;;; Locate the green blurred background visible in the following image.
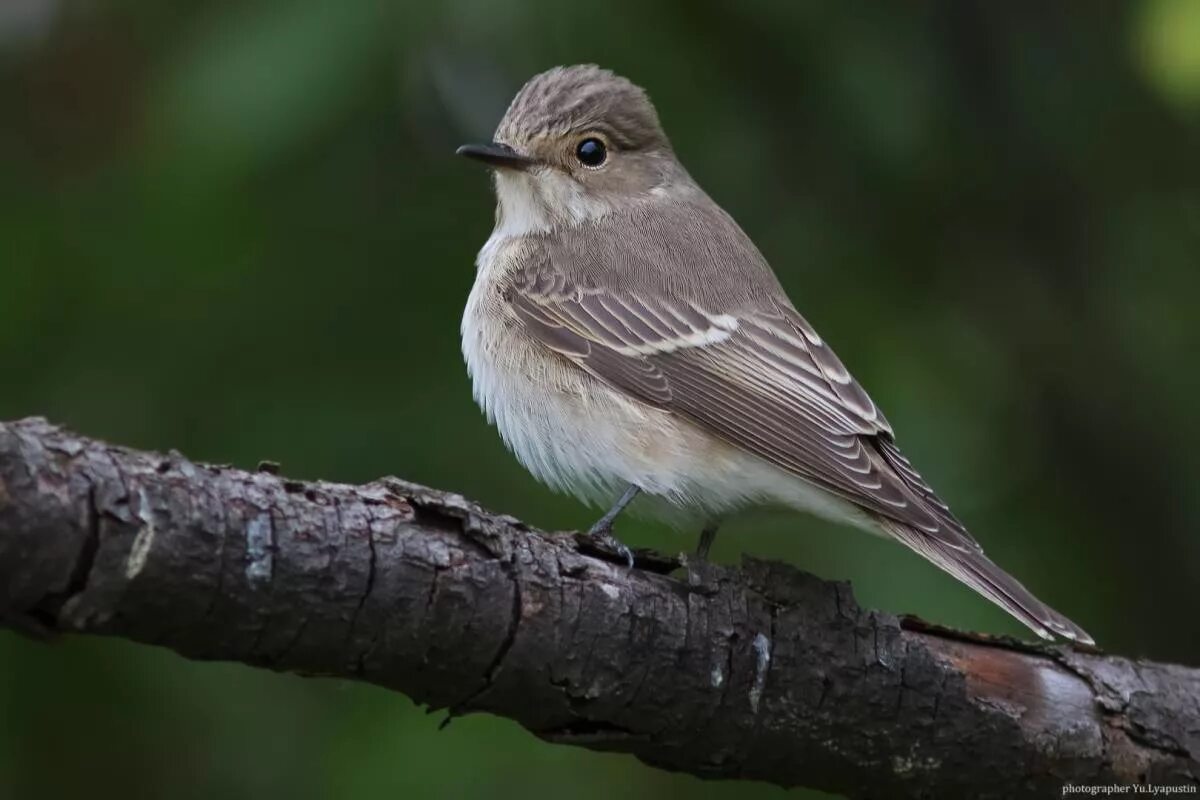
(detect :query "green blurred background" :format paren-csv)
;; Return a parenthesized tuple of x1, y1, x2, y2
(2, 1, 1199, 798)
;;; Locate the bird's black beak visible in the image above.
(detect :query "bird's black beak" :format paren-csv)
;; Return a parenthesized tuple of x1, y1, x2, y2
(455, 142, 537, 171)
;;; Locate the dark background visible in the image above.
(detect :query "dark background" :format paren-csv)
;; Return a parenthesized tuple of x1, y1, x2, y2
(2, 2, 1198, 798)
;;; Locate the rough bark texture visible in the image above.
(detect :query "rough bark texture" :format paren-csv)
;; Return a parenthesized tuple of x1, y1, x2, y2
(0, 417, 1196, 798)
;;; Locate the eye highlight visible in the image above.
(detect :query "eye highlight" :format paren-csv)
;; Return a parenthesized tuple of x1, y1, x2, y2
(575, 137, 607, 167)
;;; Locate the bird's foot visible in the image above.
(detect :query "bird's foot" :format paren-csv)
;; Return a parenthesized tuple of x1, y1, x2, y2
(682, 555, 721, 596)
(586, 522, 635, 570)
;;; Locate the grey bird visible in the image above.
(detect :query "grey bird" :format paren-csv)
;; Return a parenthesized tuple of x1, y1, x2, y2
(457, 64, 1092, 644)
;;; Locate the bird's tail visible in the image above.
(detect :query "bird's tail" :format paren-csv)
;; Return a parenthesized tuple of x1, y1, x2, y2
(880, 520, 1094, 645)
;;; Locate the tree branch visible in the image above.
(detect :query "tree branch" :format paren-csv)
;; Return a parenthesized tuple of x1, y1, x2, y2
(0, 417, 1196, 797)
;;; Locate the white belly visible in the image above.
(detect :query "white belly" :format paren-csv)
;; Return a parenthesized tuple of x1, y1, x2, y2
(461, 243, 872, 531)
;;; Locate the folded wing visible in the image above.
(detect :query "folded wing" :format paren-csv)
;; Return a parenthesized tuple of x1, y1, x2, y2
(507, 262, 980, 553)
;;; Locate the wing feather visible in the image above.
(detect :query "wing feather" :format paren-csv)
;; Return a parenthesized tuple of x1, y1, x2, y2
(508, 263, 976, 550)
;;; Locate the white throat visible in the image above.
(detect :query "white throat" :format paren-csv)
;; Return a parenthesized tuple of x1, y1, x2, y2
(492, 169, 614, 238)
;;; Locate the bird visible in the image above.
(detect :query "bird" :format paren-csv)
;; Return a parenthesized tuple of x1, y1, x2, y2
(456, 64, 1092, 644)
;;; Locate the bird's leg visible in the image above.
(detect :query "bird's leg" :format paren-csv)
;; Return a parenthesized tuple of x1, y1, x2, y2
(687, 519, 722, 595)
(588, 484, 640, 534)
(695, 521, 720, 561)
(587, 484, 640, 569)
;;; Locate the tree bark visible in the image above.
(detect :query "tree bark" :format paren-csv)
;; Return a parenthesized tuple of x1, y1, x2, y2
(0, 417, 1196, 798)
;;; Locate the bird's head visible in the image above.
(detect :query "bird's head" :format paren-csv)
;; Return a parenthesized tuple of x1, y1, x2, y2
(457, 64, 685, 234)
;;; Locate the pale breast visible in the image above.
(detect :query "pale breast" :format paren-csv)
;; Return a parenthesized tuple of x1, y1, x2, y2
(462, 235, 738, 513)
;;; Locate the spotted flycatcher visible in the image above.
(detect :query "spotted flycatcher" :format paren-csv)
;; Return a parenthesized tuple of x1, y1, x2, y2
(458, 64, 1091, 643)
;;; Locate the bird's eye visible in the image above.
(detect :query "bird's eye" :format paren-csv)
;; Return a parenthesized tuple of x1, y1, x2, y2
(575, 137, 607, 167)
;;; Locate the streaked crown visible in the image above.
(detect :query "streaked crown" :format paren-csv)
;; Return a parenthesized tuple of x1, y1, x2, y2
(495, 65, 670, 152)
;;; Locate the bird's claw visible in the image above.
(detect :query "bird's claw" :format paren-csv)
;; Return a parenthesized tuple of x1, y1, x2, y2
(616, 542, 635, 571)
(587, 525, 635, 570)
(683, 556, 721, 596)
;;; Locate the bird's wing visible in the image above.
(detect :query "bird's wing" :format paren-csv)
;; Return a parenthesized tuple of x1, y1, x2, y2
(506, 260, 979, 551)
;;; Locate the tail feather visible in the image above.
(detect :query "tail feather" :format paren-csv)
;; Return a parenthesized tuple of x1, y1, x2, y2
(881, 520, 1094, 645)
